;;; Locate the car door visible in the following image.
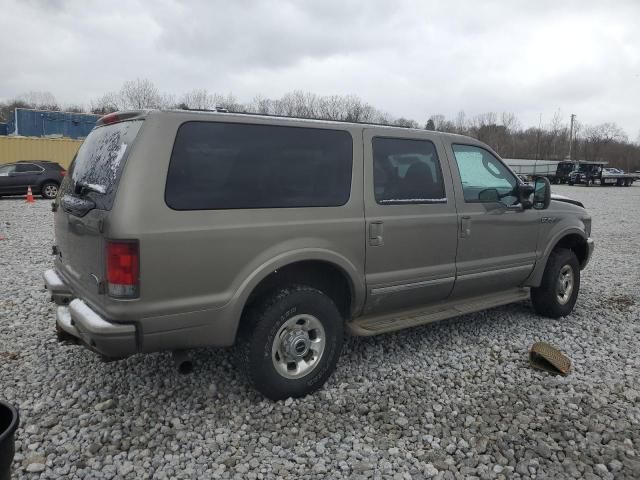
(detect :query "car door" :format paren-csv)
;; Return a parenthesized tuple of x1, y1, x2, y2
(363, 129, 458, 315)
(447, 142, 540, 298)
(12, 163, 44, 194)
(0, 164, 18, 194)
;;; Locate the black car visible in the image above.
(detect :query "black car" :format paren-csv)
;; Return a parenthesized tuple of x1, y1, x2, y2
(0, 161, 66, 199)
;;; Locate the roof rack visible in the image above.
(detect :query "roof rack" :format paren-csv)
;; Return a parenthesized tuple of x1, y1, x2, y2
(172, 107, 427, 131)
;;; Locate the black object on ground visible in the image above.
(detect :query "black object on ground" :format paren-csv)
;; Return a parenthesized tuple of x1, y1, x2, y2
(0, 400, 19, 480)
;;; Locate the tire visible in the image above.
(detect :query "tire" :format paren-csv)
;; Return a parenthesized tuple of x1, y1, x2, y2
(531, 248, 580, 319)
(239, 286, 344, 400)
(568, 182, 574, 186)
(40, 182, 59, 199)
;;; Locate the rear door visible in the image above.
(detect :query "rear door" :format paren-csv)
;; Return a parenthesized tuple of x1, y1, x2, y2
(54, 120, 143, 305)
(447, 143, 539, 298)
(363, 129, 458, 315)
(14, 163, 45, 193)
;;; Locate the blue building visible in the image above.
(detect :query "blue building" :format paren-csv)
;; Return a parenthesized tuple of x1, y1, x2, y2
(4, 108, 101, 139)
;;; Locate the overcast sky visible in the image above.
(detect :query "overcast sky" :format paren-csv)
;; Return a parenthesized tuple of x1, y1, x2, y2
(1, 0, 639, 138)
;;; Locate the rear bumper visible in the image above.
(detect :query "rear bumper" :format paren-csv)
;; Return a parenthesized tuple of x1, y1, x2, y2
(44, 267, 239, 356)
(44, 269, 137, 358)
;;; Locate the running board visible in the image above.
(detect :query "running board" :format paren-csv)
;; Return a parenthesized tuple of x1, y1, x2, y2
(348, 288, 530, 336)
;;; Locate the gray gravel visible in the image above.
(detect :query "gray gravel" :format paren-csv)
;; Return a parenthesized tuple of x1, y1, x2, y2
(1, 184, 639, 479)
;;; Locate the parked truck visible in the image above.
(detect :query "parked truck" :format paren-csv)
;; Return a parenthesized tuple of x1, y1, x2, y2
(568, 162, 635, 187)
(505, 159, 576, 184)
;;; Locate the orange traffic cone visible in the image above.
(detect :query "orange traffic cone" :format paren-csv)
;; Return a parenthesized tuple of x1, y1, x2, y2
(26, 186, 35, 203)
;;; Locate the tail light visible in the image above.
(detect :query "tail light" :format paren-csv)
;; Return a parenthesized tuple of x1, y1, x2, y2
(106, 240, 139, 298)
(60, 170, 67, 176)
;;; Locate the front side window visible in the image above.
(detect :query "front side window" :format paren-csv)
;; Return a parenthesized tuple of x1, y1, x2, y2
(165, 122, 353, 210)
(373, 137, 446, 204)
(0, 164, 17, 176)
(452, 144, 518, 205)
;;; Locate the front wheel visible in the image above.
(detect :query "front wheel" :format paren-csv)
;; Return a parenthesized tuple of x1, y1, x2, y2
(40, 182, 59, 199)
(239, 286, 344, 400)
(531, 248, 580, 318)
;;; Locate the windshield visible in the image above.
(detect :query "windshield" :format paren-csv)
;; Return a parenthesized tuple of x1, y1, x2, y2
(60, 120, 143, 209)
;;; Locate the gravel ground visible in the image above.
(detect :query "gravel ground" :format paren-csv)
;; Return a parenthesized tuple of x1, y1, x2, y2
(1, 185, 639, 480)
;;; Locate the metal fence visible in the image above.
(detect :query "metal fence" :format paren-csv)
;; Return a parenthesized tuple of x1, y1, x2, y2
(0, 136, 82, 168)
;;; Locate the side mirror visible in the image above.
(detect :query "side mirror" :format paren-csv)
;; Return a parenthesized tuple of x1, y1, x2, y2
(518, 182, 534, 209)
(533, 176, 551, 210)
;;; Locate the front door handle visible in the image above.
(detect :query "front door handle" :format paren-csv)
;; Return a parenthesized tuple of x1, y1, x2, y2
(460, 216, 471, 238)
(369, 221, 384, 246)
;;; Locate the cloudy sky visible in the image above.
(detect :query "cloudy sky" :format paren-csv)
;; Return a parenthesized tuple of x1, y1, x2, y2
(1, 0, 639, 137)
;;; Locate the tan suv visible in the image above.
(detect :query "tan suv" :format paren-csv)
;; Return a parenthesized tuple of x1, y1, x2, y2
(44, 110, 594, 399)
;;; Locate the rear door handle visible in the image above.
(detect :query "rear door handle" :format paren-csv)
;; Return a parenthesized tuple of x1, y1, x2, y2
(369, 221, 384, 246)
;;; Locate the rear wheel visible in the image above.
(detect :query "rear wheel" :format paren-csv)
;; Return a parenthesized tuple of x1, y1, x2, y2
(239, 286, 344, 400)
(531, 248, 580, 319)
(40, 182, 59, 199)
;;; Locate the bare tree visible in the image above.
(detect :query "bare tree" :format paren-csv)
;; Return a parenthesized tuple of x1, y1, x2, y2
(120, 78, 162, 109)
(180, 89, 215, 110)
(18, 91, 59, 110)
(64, 104, 86, 114)
(90, 92, 121, 114)
(455, 111, 468, 134)
(581, 122, 627, 161)
(393, 117, 419, 128)
(429, 114, 446, 131)
(247, 95, 273, 114)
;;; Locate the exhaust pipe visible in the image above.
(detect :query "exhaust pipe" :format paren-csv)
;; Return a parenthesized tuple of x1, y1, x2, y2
(172, 350, 193, 374)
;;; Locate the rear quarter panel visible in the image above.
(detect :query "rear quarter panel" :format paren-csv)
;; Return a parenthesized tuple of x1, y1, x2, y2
(105, 112, 366, 341)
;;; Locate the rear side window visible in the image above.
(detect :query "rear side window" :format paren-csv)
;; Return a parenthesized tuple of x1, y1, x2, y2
(373, 137, 446, 204)
(15, 163, 43, 173)
(165, 122, 353, 210)
(62, 120, 143, 209)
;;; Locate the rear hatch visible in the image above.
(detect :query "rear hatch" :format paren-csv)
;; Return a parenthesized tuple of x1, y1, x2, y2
(54, 117, 143, 309)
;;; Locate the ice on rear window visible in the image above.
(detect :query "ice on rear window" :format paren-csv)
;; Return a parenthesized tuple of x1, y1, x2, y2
(68, 121, 142, 205)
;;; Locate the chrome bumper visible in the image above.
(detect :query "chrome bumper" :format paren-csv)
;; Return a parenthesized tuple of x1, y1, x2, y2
(583, 238, 595, 269)
(44, 269, 137, 358)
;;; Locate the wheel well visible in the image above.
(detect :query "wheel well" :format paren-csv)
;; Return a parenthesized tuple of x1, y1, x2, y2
(39, 179, 59, 189)
(241, 260, 354, 323)
(553, 234, 588, 267)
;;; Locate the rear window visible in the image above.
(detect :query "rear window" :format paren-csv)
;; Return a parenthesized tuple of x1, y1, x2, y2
(165, 122, 353, 210)
(61, 120, 143, 209)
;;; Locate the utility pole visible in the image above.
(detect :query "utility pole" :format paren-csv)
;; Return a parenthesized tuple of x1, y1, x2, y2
(535, 113, 542, 160)
(568, 114, 576, 160)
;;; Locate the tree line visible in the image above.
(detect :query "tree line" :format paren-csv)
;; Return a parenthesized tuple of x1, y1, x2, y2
(1, 79, 639, 171)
